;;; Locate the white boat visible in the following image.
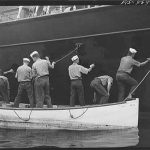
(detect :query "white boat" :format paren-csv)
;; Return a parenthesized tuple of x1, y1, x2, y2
(0, 98, 139, 130)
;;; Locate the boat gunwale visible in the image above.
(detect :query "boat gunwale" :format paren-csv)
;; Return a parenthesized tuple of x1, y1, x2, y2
(0, 98, 138, 111)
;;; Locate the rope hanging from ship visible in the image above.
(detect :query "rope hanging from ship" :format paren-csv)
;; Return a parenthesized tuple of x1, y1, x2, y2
(13, 42, 83, 122)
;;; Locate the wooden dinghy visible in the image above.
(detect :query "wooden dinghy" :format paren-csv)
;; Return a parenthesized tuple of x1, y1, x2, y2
(0, 98, 139, 130)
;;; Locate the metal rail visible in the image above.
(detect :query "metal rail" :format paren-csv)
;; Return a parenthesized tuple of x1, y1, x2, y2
(0, 27, 149, 48)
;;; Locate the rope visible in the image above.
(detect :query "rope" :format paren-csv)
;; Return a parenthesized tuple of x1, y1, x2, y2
(123, 70, 150, 101)
(55, 43, 82, 63)
(69, 107, 89, 119)
(14, 109, 33, 122)
(13, 43, 82, 122)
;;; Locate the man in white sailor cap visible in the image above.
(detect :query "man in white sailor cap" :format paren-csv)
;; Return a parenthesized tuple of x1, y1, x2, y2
(68, 55, 95, 106)
(14, 58, 34, 108)
(116, 47, 150, 102)
(30, 51, 55, 108)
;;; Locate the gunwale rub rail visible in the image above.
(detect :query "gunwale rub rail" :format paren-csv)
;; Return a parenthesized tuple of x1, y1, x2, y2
(0, 98, 137, 111)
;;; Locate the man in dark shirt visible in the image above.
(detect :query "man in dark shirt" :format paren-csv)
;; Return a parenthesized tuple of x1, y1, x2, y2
(0, 69, 10, 103)
(116, 48, 150, 102)
(4, 63, 19, 102)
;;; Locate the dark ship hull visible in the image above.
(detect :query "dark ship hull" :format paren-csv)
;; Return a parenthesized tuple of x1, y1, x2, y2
(0, 6, 150, 110)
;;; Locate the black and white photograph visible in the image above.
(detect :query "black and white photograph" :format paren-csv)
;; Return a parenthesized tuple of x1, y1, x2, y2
(0, 1, 149, 148)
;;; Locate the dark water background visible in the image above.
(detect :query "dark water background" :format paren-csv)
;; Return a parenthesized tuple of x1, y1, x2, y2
(0, 112, 149, 148)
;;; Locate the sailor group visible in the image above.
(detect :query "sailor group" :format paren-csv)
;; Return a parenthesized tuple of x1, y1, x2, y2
(0, 48, 149, 108)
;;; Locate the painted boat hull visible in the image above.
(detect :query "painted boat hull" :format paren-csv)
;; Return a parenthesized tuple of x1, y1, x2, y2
(0, 98, 139, 130)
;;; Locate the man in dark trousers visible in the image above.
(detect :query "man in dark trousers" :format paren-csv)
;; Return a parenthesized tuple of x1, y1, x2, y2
(13, 58, 34, 108)
(68, 55, 95, 107)
(116, 48, 150, 102)
(90, 75, 113, 104)
(0, 69, 10, 103)
(4, 63, 19, 102)
(30, 51, 55, 108)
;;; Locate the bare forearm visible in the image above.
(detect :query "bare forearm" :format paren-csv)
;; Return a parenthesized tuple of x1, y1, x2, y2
(140, 60, 149, 67)
(88, 64, 95, 72)
(4, 69, 14, 75)
(88, 67, 93, 72)
(46, 57, 55, 69)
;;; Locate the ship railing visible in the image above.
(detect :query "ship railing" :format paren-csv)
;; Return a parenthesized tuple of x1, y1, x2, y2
(0, 5, 110, 23)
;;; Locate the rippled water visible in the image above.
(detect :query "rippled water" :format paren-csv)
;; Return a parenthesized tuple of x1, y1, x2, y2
(0, 112, 149, 148)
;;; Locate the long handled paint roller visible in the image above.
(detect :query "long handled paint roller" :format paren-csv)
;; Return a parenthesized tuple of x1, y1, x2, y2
(124, 69, 150, 101)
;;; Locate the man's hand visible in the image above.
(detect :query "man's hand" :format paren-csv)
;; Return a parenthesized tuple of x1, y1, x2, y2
(52, 62, 56, 65)
(147, 58, 150, 62)
(90, 64, 95, 68)
(4, 69, 14, 75)
(45, 56, 50, 61)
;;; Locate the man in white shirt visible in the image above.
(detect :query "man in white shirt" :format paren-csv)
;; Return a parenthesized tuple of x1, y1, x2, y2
(30, 51, 55, 108)
(90, 75, 113, 104)
(68, 55, 95, 106)
(14, 58, 34, 108)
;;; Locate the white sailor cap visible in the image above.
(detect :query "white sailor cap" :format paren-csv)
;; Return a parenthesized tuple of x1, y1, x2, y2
(129, 48, 137, 54)
(30, 51, 39, 58)
(23, 58, 30, 62)
(71, 55, 79, 61)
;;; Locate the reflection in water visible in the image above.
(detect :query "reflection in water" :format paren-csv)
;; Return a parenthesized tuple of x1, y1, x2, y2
(0, 128, 139, 148)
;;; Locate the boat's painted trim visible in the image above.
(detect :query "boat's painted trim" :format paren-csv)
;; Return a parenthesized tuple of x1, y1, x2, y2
(0, 27, 149, 48)
(0, 98, 136, 111)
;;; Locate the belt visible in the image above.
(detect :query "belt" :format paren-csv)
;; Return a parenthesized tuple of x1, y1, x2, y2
(117, 70, 130, 75)
(20, 81, 31, 83)
(38, 74, 49, 78)
(71, 77, 82, 81)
